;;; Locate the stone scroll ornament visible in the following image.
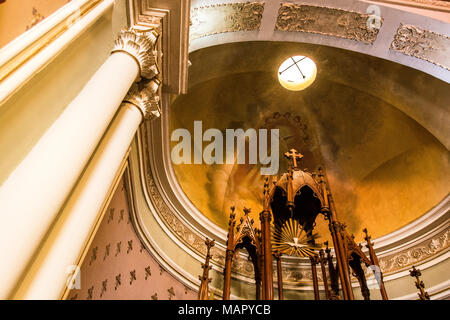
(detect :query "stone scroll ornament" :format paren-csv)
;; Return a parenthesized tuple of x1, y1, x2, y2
(275, 3, 382, 44)
(390, 24, 450, 70)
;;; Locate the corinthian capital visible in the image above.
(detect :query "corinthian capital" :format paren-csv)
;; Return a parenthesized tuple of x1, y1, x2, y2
(123, 79, 161, 120)
(112, 28, 159, 80)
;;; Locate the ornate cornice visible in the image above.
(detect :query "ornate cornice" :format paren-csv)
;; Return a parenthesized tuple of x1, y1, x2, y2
(275, 3, 382, 44)
(190, 2, 265, 41)
(111, 28, 159, 79)
(379, 227, 449, 274)
(390, 24, 450, 70)
(123, 80, 161, 120)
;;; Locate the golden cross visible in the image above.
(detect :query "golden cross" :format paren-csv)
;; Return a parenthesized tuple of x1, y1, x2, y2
(284, 149, 303, 168)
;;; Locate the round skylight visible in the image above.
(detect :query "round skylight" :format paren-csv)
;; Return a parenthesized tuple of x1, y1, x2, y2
(278, 56, 317, 91)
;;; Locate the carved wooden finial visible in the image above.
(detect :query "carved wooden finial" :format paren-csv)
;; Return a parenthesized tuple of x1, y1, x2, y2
(262, 177, 272, 212)
(205, 237, 215, 249)
(317, 166, 325, 181)
(263, 176, 269, 194)
(319, 248, 325, 260)
(198, 237, 216, 300)
(409, 266, 430, 300)
(324, 240, 330, 253)
(228, 207, 236, 229)
(409, 265, 421, 278)
(310, 254, 319, 264)
(363, 228, 372, 242)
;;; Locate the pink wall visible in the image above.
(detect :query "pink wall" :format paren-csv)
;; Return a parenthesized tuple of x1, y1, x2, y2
(67, 176, 198, 300)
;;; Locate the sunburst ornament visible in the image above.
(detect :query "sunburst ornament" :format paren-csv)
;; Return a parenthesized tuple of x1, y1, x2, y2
(272, 218, 319, 257)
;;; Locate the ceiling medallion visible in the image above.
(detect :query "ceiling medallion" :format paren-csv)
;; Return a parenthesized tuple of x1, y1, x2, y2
(278, 56, 317, 91)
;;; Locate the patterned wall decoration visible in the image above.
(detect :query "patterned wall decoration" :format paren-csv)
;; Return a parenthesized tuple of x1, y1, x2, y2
(0, 0, 72, 48)
(189, 2, 265, 41)
(275, 3, 382, 44)
(378, 227, 449, 274)
(66, 177, 197, 300)
(390, 24, 450, 70)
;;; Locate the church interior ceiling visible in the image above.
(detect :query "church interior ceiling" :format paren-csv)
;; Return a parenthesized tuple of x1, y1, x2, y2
(169, 41, 449, 243)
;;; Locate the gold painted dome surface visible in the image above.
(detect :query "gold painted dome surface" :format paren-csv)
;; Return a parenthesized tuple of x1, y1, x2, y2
(169, 42, 450, 243)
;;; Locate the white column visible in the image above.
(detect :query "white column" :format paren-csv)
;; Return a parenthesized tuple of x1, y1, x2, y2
(0, 28, 159, 299)
(13, 81, 161, 300)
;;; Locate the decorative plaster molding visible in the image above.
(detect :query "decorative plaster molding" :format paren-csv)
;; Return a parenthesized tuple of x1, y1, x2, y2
(275, 3, 382, 44)
(123, 79, 161, 120)
(378, 227, 449, 274)
(112, 28, 159, 79)
(390, 24, 450, 70)
(190, 2, 265, 41)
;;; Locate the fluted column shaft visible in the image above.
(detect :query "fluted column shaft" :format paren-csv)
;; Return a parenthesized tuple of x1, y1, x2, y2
(0, 28, 158, 299)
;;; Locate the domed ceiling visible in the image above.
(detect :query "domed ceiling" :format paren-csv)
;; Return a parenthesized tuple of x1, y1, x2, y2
(169, 41, 449, 243)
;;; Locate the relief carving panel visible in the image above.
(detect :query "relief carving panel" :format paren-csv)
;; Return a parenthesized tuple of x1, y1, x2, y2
(190, 2, 265, 41)
(390, 24, 450, 70)
(378, 228, 449, 273)
(275, 3, 382, 44)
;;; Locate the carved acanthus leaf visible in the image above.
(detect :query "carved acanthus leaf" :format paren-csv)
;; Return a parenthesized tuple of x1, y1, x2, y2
(112, 28, 159, 79)
(124, 80, 161, 120)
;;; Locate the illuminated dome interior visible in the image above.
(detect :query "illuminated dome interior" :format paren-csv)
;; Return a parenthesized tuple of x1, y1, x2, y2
(169, 41, 449, 243)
